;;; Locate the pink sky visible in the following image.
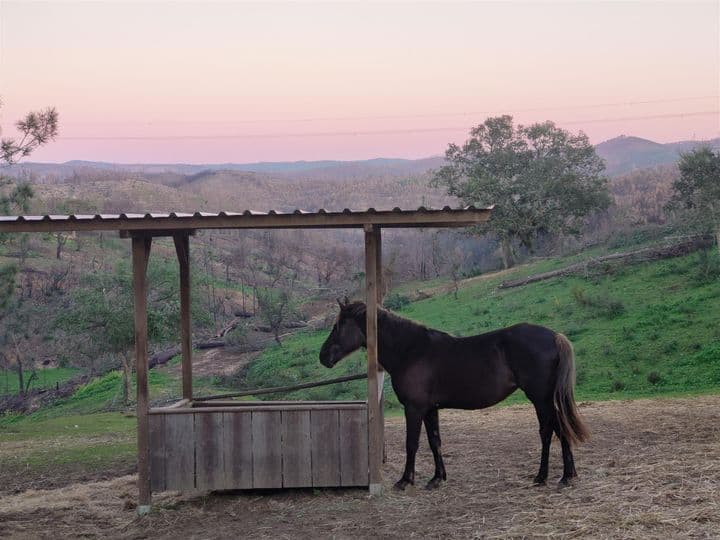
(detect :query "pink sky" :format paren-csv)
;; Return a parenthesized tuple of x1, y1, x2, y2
(1, 1, 718, 163)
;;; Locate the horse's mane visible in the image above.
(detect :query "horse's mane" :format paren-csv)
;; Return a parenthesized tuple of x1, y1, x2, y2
(344, 301, 446, 347)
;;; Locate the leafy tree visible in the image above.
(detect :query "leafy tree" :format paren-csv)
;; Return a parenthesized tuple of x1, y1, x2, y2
(257, 288, 294, 345)
(665, 147, 720, 254)
(432, 116, 610, 267)
(55, 258, 210, 405)
(1, 105, 58, 307)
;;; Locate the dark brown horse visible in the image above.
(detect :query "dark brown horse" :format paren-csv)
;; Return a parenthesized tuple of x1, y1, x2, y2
(319, 300, 588, 490)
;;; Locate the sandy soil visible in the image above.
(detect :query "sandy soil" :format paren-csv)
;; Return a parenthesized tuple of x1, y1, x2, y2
(1, 396, 719, 539)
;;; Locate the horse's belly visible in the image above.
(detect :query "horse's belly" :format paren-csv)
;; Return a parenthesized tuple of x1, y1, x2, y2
(435, 363, 517, 409)
(439, 384, 517, 410)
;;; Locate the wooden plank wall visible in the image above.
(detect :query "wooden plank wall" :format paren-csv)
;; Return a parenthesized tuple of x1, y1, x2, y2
(149, 406, 369, 492)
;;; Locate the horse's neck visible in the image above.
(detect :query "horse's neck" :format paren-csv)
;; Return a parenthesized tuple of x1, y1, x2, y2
(375, 313, 425, 374)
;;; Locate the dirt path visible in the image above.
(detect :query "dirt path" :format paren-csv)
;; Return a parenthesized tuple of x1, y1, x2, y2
(2, 396, 719, 539)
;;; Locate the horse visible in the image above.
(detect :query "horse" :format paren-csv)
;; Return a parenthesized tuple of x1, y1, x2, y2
(319, 299, 588, 491)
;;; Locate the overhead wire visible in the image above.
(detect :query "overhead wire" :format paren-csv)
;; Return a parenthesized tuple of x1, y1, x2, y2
(57, 110, 720, 141)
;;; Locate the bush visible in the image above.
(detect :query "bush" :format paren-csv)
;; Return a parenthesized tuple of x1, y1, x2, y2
(647, 371, 662, 385)
(695, 249, 720, 283)
(384, 293, 411, 311)
(225, 324, 249, 348)
(572, 286, 625, 318)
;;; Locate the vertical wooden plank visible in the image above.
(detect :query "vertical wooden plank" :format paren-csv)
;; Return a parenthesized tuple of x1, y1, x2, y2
(281, 410, 312, 488)
(252, 411, 282, 488)
(164, 413, 196, 491)
(374, 226, 386, 464)
(133, 235, 152, 510)
(375, 227, 383, 305)
(223, 411, 253, 489)
(195, 412, 224, 491)
(364, 224, 382, 492)
(149, 414, 165, 492)
(340, 408, 369, 486)
(173, 232, 193, 401)
(310, 409, 341, 487)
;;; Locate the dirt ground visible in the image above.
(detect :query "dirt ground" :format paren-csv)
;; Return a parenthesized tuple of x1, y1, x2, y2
(1, 396, 719, 539)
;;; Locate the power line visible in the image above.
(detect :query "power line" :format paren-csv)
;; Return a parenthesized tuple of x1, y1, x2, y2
(57, 110, 720, 141)
(59, 95, 720, 127)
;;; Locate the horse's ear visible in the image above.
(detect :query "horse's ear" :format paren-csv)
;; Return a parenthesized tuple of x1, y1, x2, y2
(343, 295, 350, 306)
(337, 297, 345, 310)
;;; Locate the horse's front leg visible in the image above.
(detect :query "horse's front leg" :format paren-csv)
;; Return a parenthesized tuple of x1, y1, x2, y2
(394, 405, 424, 491)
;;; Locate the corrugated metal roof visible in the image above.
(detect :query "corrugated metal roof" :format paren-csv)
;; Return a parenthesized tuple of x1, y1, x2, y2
(0, 206, 493, 233)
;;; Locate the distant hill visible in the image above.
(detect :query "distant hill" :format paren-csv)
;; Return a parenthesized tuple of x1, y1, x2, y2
(24, 157, 445, 178)
(6, 135, 720, 187)
(595, 136, 720, 176)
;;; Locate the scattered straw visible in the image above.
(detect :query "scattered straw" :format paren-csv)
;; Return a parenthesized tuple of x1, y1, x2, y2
(1, 396, 719, 539)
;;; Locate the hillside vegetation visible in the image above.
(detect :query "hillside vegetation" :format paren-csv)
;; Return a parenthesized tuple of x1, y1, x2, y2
(243, 247, 720, 405)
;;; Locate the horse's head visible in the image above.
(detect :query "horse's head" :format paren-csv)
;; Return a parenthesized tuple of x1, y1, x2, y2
(319, 298, 366, 368)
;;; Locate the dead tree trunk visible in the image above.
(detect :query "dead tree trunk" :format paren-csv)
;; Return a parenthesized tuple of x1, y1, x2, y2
(499, 237, 713, 289)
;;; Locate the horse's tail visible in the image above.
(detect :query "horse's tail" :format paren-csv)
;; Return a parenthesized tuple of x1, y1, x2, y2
(553, 333, 589, 446)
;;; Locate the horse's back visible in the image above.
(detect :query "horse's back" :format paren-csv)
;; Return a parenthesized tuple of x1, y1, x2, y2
(430, 323, 560, 407)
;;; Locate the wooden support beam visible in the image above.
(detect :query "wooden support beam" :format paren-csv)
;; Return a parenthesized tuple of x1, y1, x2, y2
(374, 227, 386, 464)
(132, 235, 152, 514)
(364, 224, 382, 494)
(0, 207, 493, 234)
(173, 232, 192, 401)
(120, 229, 197, 239)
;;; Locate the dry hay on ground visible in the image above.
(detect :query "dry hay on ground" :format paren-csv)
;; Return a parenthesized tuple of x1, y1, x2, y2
(1, 396, 719, 539)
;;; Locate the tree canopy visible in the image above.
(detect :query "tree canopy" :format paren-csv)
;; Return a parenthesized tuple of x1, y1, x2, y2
(1, 105, 58, 309)
(432, 115, 610, 267)
(666, 147, 720, 251)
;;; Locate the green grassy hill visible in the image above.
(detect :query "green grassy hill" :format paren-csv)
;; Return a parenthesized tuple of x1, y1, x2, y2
(243, 247, 720, 405)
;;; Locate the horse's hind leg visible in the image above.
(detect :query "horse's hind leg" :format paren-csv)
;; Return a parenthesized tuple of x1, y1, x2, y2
(394, 405, 424, 491)
(532, 399, 554, 485)
(554, 426, 577, 485)
(423, 408, 447, 490)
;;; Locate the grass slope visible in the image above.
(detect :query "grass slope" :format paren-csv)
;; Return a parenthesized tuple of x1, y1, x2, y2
(244, 248, 720, 405)
(0, 367, 79, 396)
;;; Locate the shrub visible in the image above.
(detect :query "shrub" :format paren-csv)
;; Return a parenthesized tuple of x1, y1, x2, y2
(572, 286, 625, 318)
(695, 249, 720, 283)
(647, 371, 662, 385)
(611, 379, 626, 392)
(225, 324, 249, 348)
(384, 293, 411, 311)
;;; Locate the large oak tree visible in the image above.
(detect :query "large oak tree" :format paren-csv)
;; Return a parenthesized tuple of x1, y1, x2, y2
(433, 116, 610, 267)
(666, 147, 720, 254)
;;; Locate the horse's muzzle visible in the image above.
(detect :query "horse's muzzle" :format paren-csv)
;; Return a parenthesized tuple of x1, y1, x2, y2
(319, 344, 341, 368)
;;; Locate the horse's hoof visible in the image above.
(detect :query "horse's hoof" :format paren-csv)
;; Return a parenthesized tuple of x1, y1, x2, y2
(393, 479, 412, 491)
(533, 475, 547, 485)
(425, 477, 443, 490)
(558, 477, 572, 487)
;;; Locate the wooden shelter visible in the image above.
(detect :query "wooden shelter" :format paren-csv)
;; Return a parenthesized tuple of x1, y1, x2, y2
(0, 206, 492, 513)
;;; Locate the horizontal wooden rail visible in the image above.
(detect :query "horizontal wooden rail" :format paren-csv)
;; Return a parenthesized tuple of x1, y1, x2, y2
(164, 398, 191, 409)
(193, 372, 368, 402)
(190, 399, 365, 407)
(149, 402, 368, 414)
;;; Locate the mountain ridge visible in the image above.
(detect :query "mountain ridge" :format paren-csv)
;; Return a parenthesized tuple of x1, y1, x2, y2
(8, 135, 720, 180)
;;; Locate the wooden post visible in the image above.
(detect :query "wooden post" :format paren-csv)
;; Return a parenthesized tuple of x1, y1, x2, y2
(173, 232, 192, 401)
(132, 234, 152, 514)
(375, 228, 386, 464)
(364, 224, 382, 494)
